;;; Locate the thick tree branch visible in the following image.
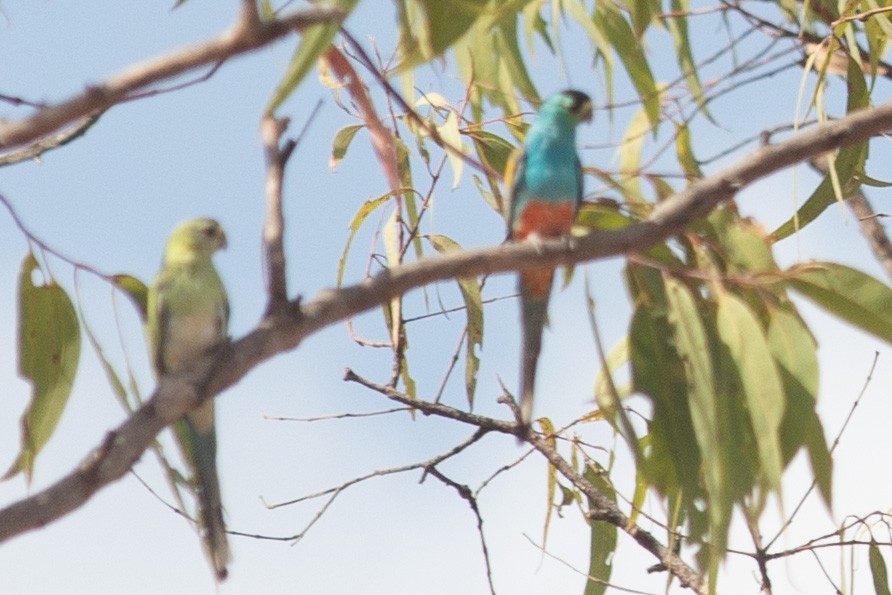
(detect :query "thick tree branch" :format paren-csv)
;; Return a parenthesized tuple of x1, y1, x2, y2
(260, 116, 295, 308)
(2, 100, 892, 548)
(0, 5, 344, 151)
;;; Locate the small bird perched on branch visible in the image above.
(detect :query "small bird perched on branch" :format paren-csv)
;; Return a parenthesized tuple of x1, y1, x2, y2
(505, 89, 593, 434)
(146, 218, 231, 580)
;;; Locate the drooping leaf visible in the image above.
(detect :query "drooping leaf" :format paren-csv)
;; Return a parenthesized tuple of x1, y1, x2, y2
(665, 0, 712, 120)
(770, 56, 869, 242)
(329, 124, 364, 171)
(767, 304, 832, 505)
(493, 9, 539, 104)
(872, 540, 892, 595)
(617, 107, 651, 204)
(593, 336, 630, 413)
(664, 275, 730, 568)
(675, 122, 702, 179)
(414, 0, 483, 61)
(78, 301, 131, 413)
(436, 110, 467, 189)
(4, 254, 81, 482)
(540, 416, 558, 550)
(337, 194, 391, 286)
(583, 462, 617, 595)
(565, 0, 614, 108)
(629, 281, 700, 496)
(596, 0, 660, 130)
(715, 291, 785, 492)
(785, 262, 892, 344)
(111, 274, 149, 321)
(265, 0, 359, 115)
(468, 128, 515, 211)
(429, 234, 483, 407)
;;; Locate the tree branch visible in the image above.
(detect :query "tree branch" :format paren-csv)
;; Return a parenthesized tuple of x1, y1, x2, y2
(0, 5, 344, 151)
(260, 116, 295, 309)
(2, 100, 892, 552)
(346, 370, 707, 592)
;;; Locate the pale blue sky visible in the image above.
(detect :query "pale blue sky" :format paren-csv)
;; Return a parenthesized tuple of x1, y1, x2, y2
(1, 2, 891, 594)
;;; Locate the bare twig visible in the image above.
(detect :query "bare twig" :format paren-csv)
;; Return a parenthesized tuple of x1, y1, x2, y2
(252, 428, 488, 543)
(345, 372, 708, 593)
(425, 465, 496, 595)
(264, 407, 412, 422)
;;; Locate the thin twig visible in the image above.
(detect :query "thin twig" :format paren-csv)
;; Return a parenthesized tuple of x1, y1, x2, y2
(263, 407, 411, 422)
(425, 461, 495, 595)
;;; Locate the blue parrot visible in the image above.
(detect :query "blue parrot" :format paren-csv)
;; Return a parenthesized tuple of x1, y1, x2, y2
(506, 90, 593, 433)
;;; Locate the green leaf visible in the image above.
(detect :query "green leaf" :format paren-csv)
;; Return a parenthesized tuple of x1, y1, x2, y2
(675, 122, 702, 178)
(664, 275, 730, 564)
(706, 207, 777, 274)
(770, 56, 869, 242)
(785, 262, 892, 344)
(716, 291, 785, 492)
(564, 0, 614, 107)
(468, 128, 515, 211)
(337, 194, 391, 286)
(583, 462, 617, 595)
(416, 0, 482, 60)
(768, 141, 865, 242)
(435, 111, 466, 189)
(4, 254, 81, 482)
(329, 124, 364, 171)
(629, 281, 700, 496)
(593, 336, 630, 413)
(468, 129, 514, 177)
(493, 10, 539, 103)
(576, 201, 635, 232)
(540, 416, 558, 550)
(617, 107, 651, 204)
(871, 541, 892, 595)
(596, 0, 660, 130)
(265, 0, 359, 115)
(111, 274, 149, 321)
(429, 234, 483, 407)
(767, 304, 832, 505)
(665, 0, 712, 120)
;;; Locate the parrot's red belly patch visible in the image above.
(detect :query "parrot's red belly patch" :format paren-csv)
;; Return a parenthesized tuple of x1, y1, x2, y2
(513, 201, 575, 240)
(513, 201, 575, 297)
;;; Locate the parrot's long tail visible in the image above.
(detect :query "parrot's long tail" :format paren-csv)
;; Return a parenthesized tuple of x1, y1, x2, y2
(179, 416, 231, 581)
(518, 267, 554, 434)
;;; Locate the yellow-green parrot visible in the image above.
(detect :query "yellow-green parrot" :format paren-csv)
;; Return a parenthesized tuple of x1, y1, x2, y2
(146, 218, 231, 580)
